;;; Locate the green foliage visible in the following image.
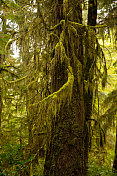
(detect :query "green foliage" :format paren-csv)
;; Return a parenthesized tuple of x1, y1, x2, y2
(0, 143, 34, 175)
(88, 163, 116, 176)
(88, 149, 115, 176)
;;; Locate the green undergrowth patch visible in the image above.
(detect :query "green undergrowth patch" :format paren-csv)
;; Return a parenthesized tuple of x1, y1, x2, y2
(88, 149, 116, 176)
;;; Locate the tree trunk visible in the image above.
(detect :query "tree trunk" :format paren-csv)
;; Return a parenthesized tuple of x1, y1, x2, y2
(0, 9, 6, 132)
(0, 83, 2, 130)
(83, 0, 97, 169)
(44, 57, 86, 176)
(113, 126, 117, 172)
(88, 0, 97, 26)
(43, 1, 89, 176)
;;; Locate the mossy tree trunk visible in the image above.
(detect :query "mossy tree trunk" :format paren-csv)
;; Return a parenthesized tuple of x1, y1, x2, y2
(113, 126, 117, 172)
(43, 0, 89, 176)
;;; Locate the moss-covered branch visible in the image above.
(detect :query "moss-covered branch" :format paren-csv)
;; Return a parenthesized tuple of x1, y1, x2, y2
(31, 65, 74, 120)
(68, 20, 107, 30)
(47, 20, 65, 31)
(3, 75, 28, 84)
(0, 65, 19, 77)
(5, 38, 18, 52)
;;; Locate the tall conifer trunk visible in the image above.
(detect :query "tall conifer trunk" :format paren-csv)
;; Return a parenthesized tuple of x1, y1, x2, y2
(83, 0, 97, 172)
(43, 1, 88, 175)
(43, 0, 98, 175)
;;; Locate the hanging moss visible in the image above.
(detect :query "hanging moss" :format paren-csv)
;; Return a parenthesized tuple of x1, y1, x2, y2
(32, 64, 74, 122)
(47, 20, 65, 31)
(63, 0, 68, 17)
(48, 33, 59, 43)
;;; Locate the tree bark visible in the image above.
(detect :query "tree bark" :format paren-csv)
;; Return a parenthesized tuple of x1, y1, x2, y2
(113, 126, 117, 172)
(83, 0, 97, 171)
(88, 0, 97, 26)
(0, 9, 6, 132)
(43, 1, 88, 176)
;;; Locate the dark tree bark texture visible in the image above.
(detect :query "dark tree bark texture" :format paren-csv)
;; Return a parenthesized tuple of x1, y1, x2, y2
(43, 0, 97, 175)
(113, 126, 117, 172)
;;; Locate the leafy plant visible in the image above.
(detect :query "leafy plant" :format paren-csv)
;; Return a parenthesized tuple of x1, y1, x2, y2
(88, 149, 115, 176)
(0, 143, 34, 175)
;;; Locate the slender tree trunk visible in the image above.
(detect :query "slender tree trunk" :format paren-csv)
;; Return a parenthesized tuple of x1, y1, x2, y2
(85, 0, 97, 119)
(88, 0, 97, 26)
(0, 81, 2, 131)
(113, 126, 117, 172)
(83, 0, 97, 172)
(0, 9, 6, 132)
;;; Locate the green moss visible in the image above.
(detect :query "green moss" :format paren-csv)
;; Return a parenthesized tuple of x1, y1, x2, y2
(47, 20, 65, 31)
